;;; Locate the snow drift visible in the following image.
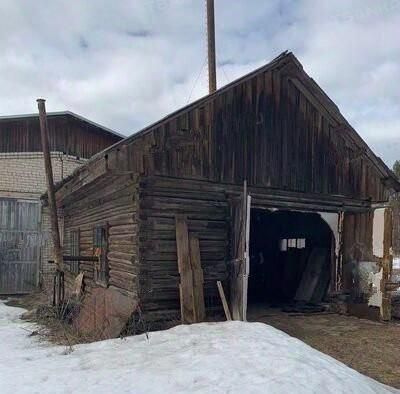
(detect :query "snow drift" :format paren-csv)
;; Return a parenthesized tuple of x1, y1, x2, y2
(0, 301, 397, 394)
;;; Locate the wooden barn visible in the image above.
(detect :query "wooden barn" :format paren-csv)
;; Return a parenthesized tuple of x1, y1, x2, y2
(51, 52, 400, 335)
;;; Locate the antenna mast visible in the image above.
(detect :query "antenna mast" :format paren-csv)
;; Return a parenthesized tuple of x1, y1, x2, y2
(206, 0, 217, 93)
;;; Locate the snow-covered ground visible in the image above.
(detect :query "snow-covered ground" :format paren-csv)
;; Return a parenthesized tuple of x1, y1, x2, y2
(0, 300, 397, 394)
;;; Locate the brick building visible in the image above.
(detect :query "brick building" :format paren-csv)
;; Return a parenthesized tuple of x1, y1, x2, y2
(0, 112, 123, 294)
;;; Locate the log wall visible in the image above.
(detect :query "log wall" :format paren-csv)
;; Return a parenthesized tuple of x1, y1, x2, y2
(135, 175, 372, 322)
(137, 176, 230, 322)
(62, 174, 138, 298)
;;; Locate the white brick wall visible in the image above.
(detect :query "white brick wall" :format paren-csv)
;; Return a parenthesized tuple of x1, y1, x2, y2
(0, 152, 84, 197)
(0, 152, 85, 289)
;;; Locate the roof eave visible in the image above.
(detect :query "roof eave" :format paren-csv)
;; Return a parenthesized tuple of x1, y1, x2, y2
(0, 111, 125, 140)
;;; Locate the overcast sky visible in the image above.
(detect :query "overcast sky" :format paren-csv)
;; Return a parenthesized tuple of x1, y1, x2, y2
(1, 0, 399, 166)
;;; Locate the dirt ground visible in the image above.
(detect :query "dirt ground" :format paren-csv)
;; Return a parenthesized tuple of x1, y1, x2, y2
(248, 305, 400, 389)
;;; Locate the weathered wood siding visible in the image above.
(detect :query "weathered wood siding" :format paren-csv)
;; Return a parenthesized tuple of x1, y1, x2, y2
(342, 211, 375, 292)
(136, 175, 373, 322)
(53, 53, 399, 324)
(0, 114, 121, 158)
(137, 176, 229, 322)
(62, 174, 138, 297)
(0, 198, 40, 294)
(97, 54, 390, 203)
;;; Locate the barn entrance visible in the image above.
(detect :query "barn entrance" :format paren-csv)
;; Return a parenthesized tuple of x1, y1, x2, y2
(247, 209, 334, 309)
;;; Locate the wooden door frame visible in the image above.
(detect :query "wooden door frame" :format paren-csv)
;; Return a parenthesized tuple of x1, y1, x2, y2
(236, 204, 343, 308)
(228, 181, 251, 321)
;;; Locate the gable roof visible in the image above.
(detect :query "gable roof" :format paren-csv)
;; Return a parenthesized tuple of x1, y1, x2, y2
(0, 111, 125, 139)
(55, 51, 400, 192)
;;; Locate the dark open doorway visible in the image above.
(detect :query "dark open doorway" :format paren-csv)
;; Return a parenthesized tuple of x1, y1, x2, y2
(248, 209, 334, 307)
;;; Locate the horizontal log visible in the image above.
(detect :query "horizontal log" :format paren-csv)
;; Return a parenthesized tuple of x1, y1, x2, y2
(109, 224, 136, 235)
(108, 215, 136, 227)
(139, 230, 226, 241)
(108, 260, 137, 275)
(108, 285, 137, 299)
(107, 251, 135, 261)
(109, 244, 136, 254)
(142, 216, 226, 230)
(141, 251, 226, 261)
(109, 271, 136, 283)
(109, 234, 136, 243)
(109, 278, 135, 292)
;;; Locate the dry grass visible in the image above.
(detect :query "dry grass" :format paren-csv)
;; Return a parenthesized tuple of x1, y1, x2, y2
(249, 306, 400, 389)
(5, 293, 111, 349)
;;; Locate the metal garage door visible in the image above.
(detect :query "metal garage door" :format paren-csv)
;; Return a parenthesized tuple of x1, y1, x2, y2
(0, 198, 40, 294)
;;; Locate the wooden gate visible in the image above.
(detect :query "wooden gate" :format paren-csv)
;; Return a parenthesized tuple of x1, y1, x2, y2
(0, 198, 40, 294)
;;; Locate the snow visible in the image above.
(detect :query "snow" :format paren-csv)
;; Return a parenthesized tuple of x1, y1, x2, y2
(0, 300, 397, 394)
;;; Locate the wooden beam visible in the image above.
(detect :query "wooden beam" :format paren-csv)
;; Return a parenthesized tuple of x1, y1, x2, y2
(206, 0, 217, 93)
(175, 215, 195, 323)
(189, 235, 206, 322)
(37, 99, 64, 272)
(217, 281, 232, 321)
(381, 208, 393, 321)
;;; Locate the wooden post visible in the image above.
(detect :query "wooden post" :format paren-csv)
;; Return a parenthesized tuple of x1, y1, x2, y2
(175, 215, 195, 323)
(242, 192, 251, 321)
(37, 99, 64, 272)
(217, 281, 232, 321)
(381, 208, 393, 321)
(189, 235, 206, 322)
(206, 0, 217, 93)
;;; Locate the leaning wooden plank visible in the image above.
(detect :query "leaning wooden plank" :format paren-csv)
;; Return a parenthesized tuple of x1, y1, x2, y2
(175, 215, 195, 323)
(295, 248, 327, 302)
(189, 235, 206, 322)
(72, 272, 84, 297)
(217, 281, 232, 321)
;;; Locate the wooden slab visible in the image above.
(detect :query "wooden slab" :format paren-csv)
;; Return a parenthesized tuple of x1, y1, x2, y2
(74, 287, 137, 339)
(175, 215, 195, 323)
(217, 281, 232, 321)
(189, 235, 206, 322)
(295, 248, 328, 302)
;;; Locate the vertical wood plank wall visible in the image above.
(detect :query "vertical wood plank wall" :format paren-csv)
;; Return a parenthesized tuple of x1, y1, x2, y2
(0, 115, 121, 159)
(342, 211, 375, 292)
(101, 56, 388, 203)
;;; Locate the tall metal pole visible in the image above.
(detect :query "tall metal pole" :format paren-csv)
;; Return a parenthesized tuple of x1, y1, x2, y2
(37, 99, 64, 272)
(206, 0, 217, 93)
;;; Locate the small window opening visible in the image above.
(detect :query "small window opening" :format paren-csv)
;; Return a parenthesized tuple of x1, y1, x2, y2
(280, 239, 288, 251)
(280, 238, 306, 251)
(93, 225, 109, 286)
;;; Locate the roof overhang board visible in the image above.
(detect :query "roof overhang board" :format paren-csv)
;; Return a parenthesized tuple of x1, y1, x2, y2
(57, 172, 135, 208)
(55, 156, 108, 205)
(0, 111, 124, 140)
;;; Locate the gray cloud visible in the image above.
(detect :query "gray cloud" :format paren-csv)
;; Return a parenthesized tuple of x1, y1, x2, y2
(0, 0, 399, 166)
(126, 30, 153, 38)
